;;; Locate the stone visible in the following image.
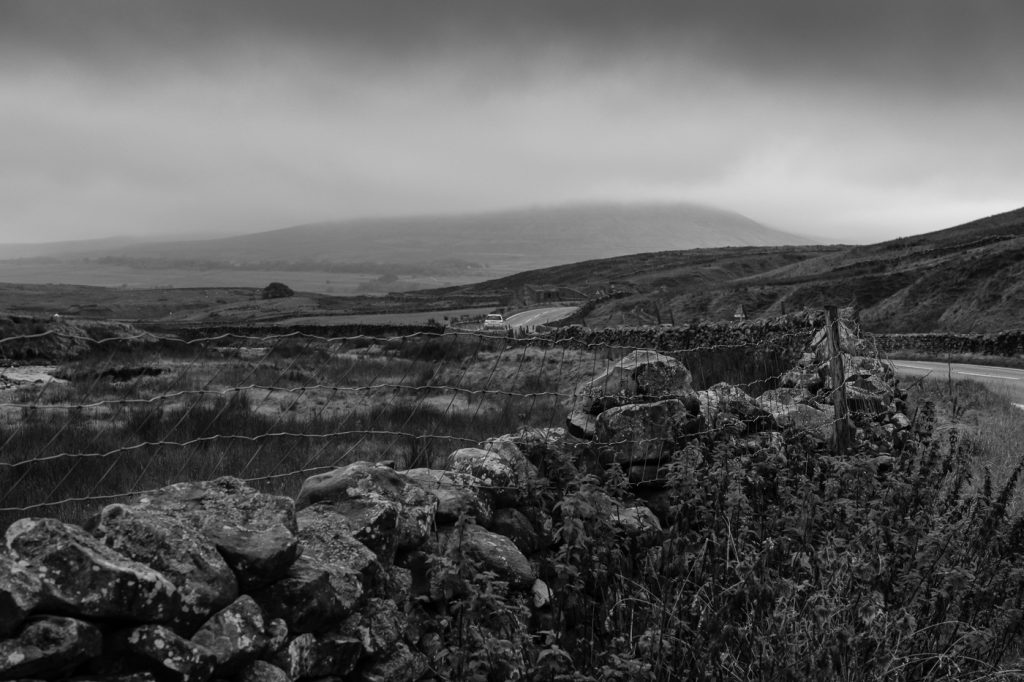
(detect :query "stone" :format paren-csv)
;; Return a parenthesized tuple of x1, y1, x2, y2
(136, 477, 299, 591)
(123, 624, 217, 682)
(755, 387, 814, 412)
(489, 508, 542, 555)
(296, 462, 437, 553)
(272, 633, 362, 680)
(339, 598, 403, 657)
(699, 383, 776, 432)
(0, 616, 101, 680)
(237, 660, 290, 682)
(531, 579, 552, 609)
(251, 557, 346, 634)
(263, 618, 289, 659)
(442, 523, 535, 589)
(5, 517, 179, 622)
(890, 412, 912, 429)
(447, 445, 539, 507)
(400, 468, 494, 526)
(595, 399, 703, 465)
(88, 503, 239, 629)
(846, 374, 894, 416)
(565, 410, 598, 440)
(571, 350, 696, 413)
(359, 641, 427, 682)
(305, 632, 362, 678)
(189, 595, 267, 674)
(763, 402, 835, 440)
(0, 552, 43, 638)
(297, 505, 385, 608)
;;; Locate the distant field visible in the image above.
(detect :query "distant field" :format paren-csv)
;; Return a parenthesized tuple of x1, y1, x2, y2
(0, 261, 493, 294)
(275, 307, 498, 326)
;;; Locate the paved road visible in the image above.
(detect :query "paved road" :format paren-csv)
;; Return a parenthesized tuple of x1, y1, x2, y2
(504, 306, 579, 329)
(891, 360, 1024, 409)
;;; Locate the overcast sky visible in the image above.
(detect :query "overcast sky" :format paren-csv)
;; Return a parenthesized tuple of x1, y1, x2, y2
(2, 0, 1022, 245)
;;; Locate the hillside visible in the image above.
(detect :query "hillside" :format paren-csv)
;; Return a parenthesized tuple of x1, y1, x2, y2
(430, 206, 1024, 333)
(0, 202, 815, 291)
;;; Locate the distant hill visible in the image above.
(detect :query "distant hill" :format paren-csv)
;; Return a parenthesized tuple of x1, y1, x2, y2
(0, 202, 815, 282)
(431, 206, 1024, 333)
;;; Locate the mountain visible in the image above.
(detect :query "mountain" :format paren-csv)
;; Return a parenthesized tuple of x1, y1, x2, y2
(1, 202, 814, 277)
(432, 206, 1024, 333)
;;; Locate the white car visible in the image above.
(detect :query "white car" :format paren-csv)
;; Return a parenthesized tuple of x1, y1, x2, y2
(483, 313, 508, 331)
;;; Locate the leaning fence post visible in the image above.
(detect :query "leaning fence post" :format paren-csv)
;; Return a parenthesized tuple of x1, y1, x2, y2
(825, 306, 853, 456)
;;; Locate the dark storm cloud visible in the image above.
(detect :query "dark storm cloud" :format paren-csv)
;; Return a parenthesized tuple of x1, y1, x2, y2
(1, 0, 1022, 243)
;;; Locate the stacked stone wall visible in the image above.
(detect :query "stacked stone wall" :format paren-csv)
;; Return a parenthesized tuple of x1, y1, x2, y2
(0, 320, 917, 682)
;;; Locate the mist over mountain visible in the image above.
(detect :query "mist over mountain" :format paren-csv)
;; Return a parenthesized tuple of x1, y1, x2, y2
(1, 203, 816, 277)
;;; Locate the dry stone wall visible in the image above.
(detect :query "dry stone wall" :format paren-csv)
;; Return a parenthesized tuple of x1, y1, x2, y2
(0, 321, 915, 682)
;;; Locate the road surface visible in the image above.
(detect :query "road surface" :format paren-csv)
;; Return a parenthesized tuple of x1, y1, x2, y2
(504, 306, 579, 329)
(891, 360, 1024, 409)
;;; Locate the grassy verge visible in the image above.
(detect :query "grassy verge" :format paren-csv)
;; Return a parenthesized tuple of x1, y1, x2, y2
(885, 350, 1024, 371)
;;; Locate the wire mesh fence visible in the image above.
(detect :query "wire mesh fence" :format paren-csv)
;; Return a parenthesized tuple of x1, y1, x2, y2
(0, 321, 859, 527)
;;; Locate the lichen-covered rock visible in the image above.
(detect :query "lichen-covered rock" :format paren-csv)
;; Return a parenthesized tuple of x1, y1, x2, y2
(5, 517, 179, 622)
(442, 523, 535, 589)
(400, 468, 494, 526)
(189, 595, 267, 674)
(251, 557, 346, 634)
(296, 462, 437, 553)
(0, 552, 43, 638)
(271, 632, 362, 680)
(237, 660, 290, 682)
(595, 399, 702, 465)
(447, 445, 539, 507)
(0, 616, 101, 680)
(123, 624, 217, 682)
(571, 350, 696, 412)
(136, 477, 299, 591)
(762, 402, 835, 440)
(88, 503, 238, 629)
(699, 383, 776, 432)
(359, 641, 427, 682)
(297, 506, 384, 610)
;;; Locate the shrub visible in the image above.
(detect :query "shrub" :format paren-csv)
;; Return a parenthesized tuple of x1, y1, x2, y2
(261, 282, 295, 299)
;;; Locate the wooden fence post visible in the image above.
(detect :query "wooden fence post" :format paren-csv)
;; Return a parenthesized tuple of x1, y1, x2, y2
(825, 306, 853, 456)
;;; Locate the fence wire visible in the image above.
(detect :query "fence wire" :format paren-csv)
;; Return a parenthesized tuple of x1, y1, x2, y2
(0, 324, 852, 525)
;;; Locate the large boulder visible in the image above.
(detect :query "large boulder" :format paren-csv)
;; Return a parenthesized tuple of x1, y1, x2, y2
(88, 503, 239, 629)
(135, 477, 299, 591)
(189, 595, 267, 675)
(441, 523, 535, 589)
(0, 616, 102, 680)
(296, 506, 384, 610)
(400, 468, 494, 526)
(595, 399, 703, 465)
(5, 517, 179, 622)
(296, 462, 437, 554)
(571, 350, 697, 412)
(447, 444, 539, 507)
